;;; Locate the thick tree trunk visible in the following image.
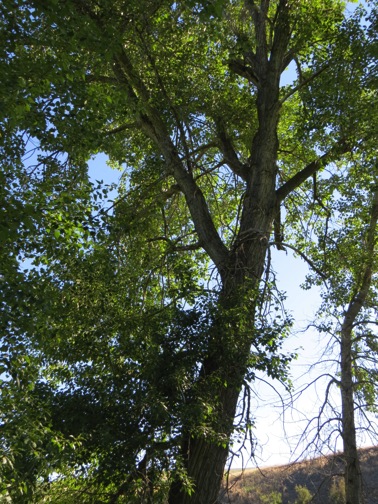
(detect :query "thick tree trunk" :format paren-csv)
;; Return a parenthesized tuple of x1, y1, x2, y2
(168, 385, 241, 504)
(168, 182, 277, 503)
(167, 312, 259, 504)
(159, 5, 290, 501)
(167, 64, 285, 504)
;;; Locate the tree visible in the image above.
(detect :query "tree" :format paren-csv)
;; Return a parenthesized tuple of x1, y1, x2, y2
(292, 181, 378, 504)
(1, 1, 375, 502)
(338, 187, 378, 503)
(282, 6, 378, 501)
(287, 171, 378, 504)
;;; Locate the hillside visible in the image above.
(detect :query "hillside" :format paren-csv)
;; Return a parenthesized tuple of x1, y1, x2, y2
(220, 446, 378, 504)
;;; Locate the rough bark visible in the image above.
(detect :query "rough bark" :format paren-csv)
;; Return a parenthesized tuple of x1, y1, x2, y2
(167, 3, 341, 501)
(168, 385, 242, 504)
(168, 15, 288, 502)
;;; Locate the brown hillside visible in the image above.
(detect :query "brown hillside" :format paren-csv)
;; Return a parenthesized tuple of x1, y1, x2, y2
(220, 446, 378, 504)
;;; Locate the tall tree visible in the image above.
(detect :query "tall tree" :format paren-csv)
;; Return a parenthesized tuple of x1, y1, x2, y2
(1, 1, 375, 502)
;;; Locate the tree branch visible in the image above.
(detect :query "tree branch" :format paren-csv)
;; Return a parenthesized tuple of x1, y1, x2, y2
(104, 122, 137, 136)
(244, 0, 269, 66)
(280, 64, 329, 105)
(147, 236, 201, 252)
(276, 139, 352, 203)
(113, 49, 230, 273)
(72, 0, 230, 273)
(85, 74, 118, 85)
(215, 119, 249, 181)
(269, 241, 328, 280)
(269, 0, 292, 74)
(342, 188, 378, 333)
(228, 58, 260, 87)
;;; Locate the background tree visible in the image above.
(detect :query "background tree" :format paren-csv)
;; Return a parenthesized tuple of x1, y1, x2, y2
(1, 1, 376, 502)
(289, 174, 378, 504)
(283, 7, 378, 500)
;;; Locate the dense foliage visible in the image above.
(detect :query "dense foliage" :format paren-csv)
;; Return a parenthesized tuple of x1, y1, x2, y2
(0, 1, 377, 502)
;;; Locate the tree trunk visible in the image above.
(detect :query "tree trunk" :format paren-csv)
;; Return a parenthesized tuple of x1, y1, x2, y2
(168, 164, 278, 503)
(166, 47, 287, 504)
(143, 4, 290, 500)
(167, 301, 260, 504)
(168, 385, 241, 504)
(340, 327, 363, 504)
(339, 190, 378, 504)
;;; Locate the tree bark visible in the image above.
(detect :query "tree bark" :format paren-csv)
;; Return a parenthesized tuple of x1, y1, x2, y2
(168, 385, 241, 504)
(340, 325, 363, 504)
(167, 80, 282, 504)
(166, 4, 294, 501)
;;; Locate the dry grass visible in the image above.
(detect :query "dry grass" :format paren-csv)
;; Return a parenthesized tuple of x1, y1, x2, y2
(220, 446, 378, 504)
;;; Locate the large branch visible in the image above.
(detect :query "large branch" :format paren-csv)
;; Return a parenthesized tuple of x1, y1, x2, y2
(113, 48, 230, 273)
(276, 139, 352, 203)
(269, 0, 292, 74)
(244, 0, 269, 67)
(165, 151, 230, 272)
(75, 0, 231, 274)
(214, 119, 249, 181)
(228, 58, 260, 87)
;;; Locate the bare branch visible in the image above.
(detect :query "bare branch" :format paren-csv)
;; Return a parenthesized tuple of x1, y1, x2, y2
(269, 241, 328, 280)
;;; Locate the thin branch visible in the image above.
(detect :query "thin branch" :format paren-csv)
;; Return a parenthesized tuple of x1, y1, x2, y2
(280, 64, 329, 104)
(179, 142, 218, 164)
(85, 74, 118, 85)
(269, 241, 328, 280)
(135, 24, 194, 173)
(147, 236, 201, 252)
(104, 122, 137, 136)
(351, 320, 378, 330)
